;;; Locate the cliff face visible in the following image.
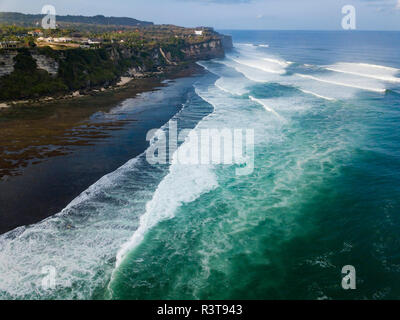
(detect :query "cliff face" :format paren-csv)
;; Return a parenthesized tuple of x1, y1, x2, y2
(0, 50, 59, 77)
(220, 35, 233, 50)
(105, 36, 227, 73)
(0, 34, 228, 78)
(0, 34, 229, 101)
(31, 54, 59, 76)
(0, 51, 16, 77)
(180, 39, 225, 60)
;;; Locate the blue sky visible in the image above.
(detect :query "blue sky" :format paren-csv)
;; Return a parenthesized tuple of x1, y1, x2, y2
(1, 0, 400, 30)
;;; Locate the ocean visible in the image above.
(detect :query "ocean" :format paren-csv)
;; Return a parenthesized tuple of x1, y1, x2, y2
(1, 30, 400, 299)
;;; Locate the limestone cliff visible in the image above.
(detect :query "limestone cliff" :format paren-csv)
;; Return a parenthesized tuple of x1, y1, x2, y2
(31, 54, 59, 76)
(0, 50, 59, 77)
(0, 52, 16, 77)
(0, 32, 230, 101)
(180, 39, 225, 60)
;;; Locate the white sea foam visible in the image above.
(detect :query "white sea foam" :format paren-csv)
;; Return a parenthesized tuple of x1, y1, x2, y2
(215, 78, 249, 96)
(0, 79, 198, 299)
(196, 61, 220, 76)
(263, 57, 292, 68)
(296, 73, 387, 93)
(249, 96, 287, 122)
(218, 58, 282, 83)
(114, 103, 220, 268)
(228, 45, 290, 75)
(352, 62, 399, 72)
(325, 62, 400, 83)
(0, 154, 150, 299)
(197, 61, 251, 96)
(237, 43, 255, 47)
(231, 57, 285, 74)
(115, 157, 218, 267)
(114, 80, 260, 270)
(298, 89, 336, 101)
(218, 58, 363, 100)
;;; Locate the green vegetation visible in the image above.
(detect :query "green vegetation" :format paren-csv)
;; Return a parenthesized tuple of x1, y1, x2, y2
(0, 47, 134, 100)
(58, 48, 124, 90)
(0, 45, 160, 101)
(161, 37, 186, 60)
(0, 13, 226, 102)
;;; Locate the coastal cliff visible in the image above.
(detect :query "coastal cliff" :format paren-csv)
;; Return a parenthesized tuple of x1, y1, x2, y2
(180, 39, 225, 60)
(0, 33, 229, 102)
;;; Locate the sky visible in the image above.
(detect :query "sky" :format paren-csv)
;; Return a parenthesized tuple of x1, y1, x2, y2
(1, 0, 400, 30)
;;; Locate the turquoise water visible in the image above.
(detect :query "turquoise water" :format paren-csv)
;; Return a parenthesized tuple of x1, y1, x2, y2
(1, 31, 400, 299)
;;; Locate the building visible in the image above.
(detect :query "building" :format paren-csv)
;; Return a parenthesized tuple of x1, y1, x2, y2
(53, 37, 72, 43)
(194, 30, 203, 36)
(43, 37, 54, 43)
(28, 30, 43, 37)
(87, 39, 101, 45)
(0, 41, 20, 49)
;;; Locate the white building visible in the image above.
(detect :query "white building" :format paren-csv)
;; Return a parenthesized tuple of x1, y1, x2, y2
(53, 37, 72, 43)
(194, 30, 203, 36)
(88, 39, 101, 44)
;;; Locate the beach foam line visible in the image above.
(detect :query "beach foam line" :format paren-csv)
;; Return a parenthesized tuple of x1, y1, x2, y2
(249, 96, 287, 122)
(298, 89, 336, 101)
(296, 73, 386, 93)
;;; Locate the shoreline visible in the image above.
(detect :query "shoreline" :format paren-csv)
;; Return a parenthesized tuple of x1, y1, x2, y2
(0, 62, 203, 178)
(0, 61, 205, 234)
(0, 73, 146, 109)
(0, 63, 199, 112)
